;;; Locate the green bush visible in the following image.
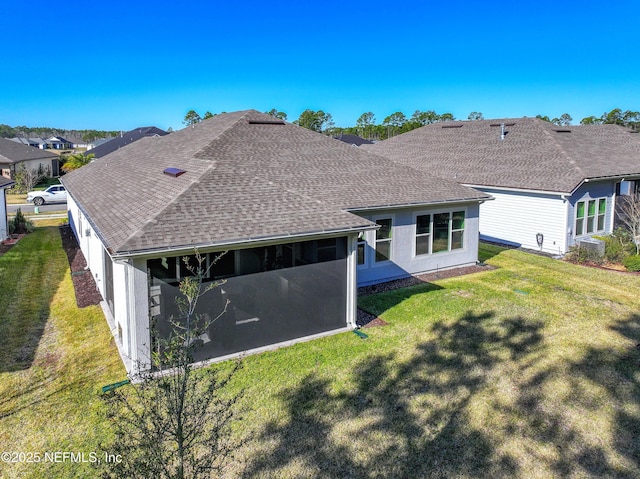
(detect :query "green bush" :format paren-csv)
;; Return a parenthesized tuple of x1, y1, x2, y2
(10, 208, 35, 235)
(623, 255, 640, 272)
(565, 245, 604, 264)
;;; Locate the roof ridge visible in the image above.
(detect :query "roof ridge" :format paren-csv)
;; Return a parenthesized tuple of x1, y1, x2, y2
(118, 159, 219, 249)
(191, 110, 256, 159)
(536, 120, 588, 180)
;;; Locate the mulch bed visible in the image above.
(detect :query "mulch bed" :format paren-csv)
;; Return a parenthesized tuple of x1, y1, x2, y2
(0, 234, 25, 256)
(356, 263, 494, 328)
(59, 225, 103, 308)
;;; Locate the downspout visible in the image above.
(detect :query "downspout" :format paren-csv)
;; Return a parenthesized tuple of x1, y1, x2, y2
(561, 194, 570, 254)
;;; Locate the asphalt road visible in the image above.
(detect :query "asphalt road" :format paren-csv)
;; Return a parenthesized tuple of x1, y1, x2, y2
(8, 202, 67, 215)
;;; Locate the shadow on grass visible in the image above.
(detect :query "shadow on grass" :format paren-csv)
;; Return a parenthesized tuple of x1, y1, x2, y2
(241, 311, 640, 478)
(0, 228, 67, 373)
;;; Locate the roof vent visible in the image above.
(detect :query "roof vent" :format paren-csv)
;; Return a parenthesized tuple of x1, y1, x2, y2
(628, 130, 639, 134)
(554, 129, 572, 133)
(163, 167, 186, 177)
(441, 124, 463, 129)
(248, 120, 285, 125)
(490, 123, 515, 127)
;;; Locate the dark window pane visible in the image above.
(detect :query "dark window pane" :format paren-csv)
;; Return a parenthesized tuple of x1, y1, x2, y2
(212, 251, 235, 278)
(451, 230, 464, 250)
(597, 214, 605, 231)
(576, 218, 584, 235)
(148, 257, 177, 283)
(416, 215, 431, 235)
(416, 235, 430, 255)
(357, 243, 365, 265)
(452, 211, 465, 230)
(376, 219, 392, 240)
(433, 213, 450, 253)
(587, 216, 595, 234)
(375, 241, 390, 262)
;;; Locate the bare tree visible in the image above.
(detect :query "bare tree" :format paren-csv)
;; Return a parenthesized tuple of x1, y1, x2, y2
(102, 251, 243, 479)
(618, 193, 640, 254)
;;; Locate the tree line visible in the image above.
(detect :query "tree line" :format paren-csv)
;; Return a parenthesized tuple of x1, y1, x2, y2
(0, 124, 119, 143)
(184, 107, 640, 141)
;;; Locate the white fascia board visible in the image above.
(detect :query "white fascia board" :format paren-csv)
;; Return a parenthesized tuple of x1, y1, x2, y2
(463, 184, 569, 197)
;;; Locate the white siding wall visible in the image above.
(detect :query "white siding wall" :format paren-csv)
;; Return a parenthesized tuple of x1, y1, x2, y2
(1, 188, 8, 241)
(477, 188, 567, 254)
(67, 194, 134, 370)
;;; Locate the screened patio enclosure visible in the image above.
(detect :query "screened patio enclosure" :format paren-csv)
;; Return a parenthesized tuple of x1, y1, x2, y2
(148, 237, 349, 363)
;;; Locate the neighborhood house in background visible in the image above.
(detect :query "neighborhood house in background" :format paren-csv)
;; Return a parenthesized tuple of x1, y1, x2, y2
(0, 138, 59, 179)
(62, 110, 490, 374)
(366, 118, 640, 254)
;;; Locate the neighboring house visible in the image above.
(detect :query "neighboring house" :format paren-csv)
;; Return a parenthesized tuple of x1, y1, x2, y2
(87, 126, 168, 158)
(9, 137, 49, 149)
(365, 118, 640, 254)
(0, 176, 15, 241)
(0, 138, 60, 179)
(333, 133, 374, 147)
(86, 137, 114, 151)
(45, 136, 72, 150)
(62, 110, 489, 373)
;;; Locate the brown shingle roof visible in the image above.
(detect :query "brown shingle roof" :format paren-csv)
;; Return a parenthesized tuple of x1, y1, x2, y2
(364, 118, 640, 193)
(62, 110, 489, 255)
(0, 138, 58, 163)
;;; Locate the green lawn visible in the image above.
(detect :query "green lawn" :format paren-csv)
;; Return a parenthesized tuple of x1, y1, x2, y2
(1, 233, 639, 478)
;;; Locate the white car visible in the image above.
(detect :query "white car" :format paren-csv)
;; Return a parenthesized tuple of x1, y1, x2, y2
(26, 185, 67, 206)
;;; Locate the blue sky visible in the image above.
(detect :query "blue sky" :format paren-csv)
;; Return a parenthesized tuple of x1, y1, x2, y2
(1, 0, 639, 131)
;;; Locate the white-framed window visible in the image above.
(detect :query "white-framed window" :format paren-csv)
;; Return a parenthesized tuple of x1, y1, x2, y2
(374, 217, 393, 263)
(415, 210, 465, 256)
(575, 198, 606, 236)
(356, 231, 367, 266)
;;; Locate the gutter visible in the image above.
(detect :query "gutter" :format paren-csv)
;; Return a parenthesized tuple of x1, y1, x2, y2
(109, 224, 378, 260)
(345, 195, 493, 213)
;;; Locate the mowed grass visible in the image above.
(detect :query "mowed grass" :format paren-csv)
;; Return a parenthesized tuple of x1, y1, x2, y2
(1, 233, 639, 478)
(0, 227, 124, 479)
(228, 247, 640, 478)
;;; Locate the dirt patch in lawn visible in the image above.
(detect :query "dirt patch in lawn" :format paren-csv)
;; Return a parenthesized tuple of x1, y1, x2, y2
(59, 225, 103, 308)
(0, 234, 26, 256)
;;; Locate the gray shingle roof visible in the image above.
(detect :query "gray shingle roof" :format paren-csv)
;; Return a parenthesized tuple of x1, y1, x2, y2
(62, 110, 489, 255)
(89, 126, 168, 158)
(0, 176, 14, 188)
(364, 118, 640, 193)
(0, 138, 59, 163)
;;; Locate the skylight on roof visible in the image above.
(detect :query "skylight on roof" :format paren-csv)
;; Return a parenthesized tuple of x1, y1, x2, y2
(163, 167, 186, 177)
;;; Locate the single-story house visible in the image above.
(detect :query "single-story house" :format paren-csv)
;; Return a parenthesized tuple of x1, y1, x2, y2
(45, 136, 72, 150)
(9, 137, 49, 149)
(365, 118, 640, 254)
(0, 176, 15, 241)
(0, 138, 60, 179)
(62, 110, 489, 373)
(87, 126, 168, 158)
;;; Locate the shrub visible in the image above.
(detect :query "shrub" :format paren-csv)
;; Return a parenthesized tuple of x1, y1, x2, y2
(10, 208, 35, 235)
(594, 229, 635, 263)
(623, 255, 640, 272)
(565, 245, 604, 264)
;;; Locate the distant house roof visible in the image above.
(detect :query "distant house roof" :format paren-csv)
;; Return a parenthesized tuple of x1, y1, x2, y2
(365, 118, 640, 193)
(0, 176, 15, 188)
(333, 134, 374, 146)
(0, 138, 58, 164)
(89, 127, 168, 158)
(62, 110, 488, 256)
(9, 137, 48, 147)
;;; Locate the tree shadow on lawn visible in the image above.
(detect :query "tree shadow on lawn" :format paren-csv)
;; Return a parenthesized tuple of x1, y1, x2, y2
(0, 229, 67, 373)
(241, 311, 640, 478)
